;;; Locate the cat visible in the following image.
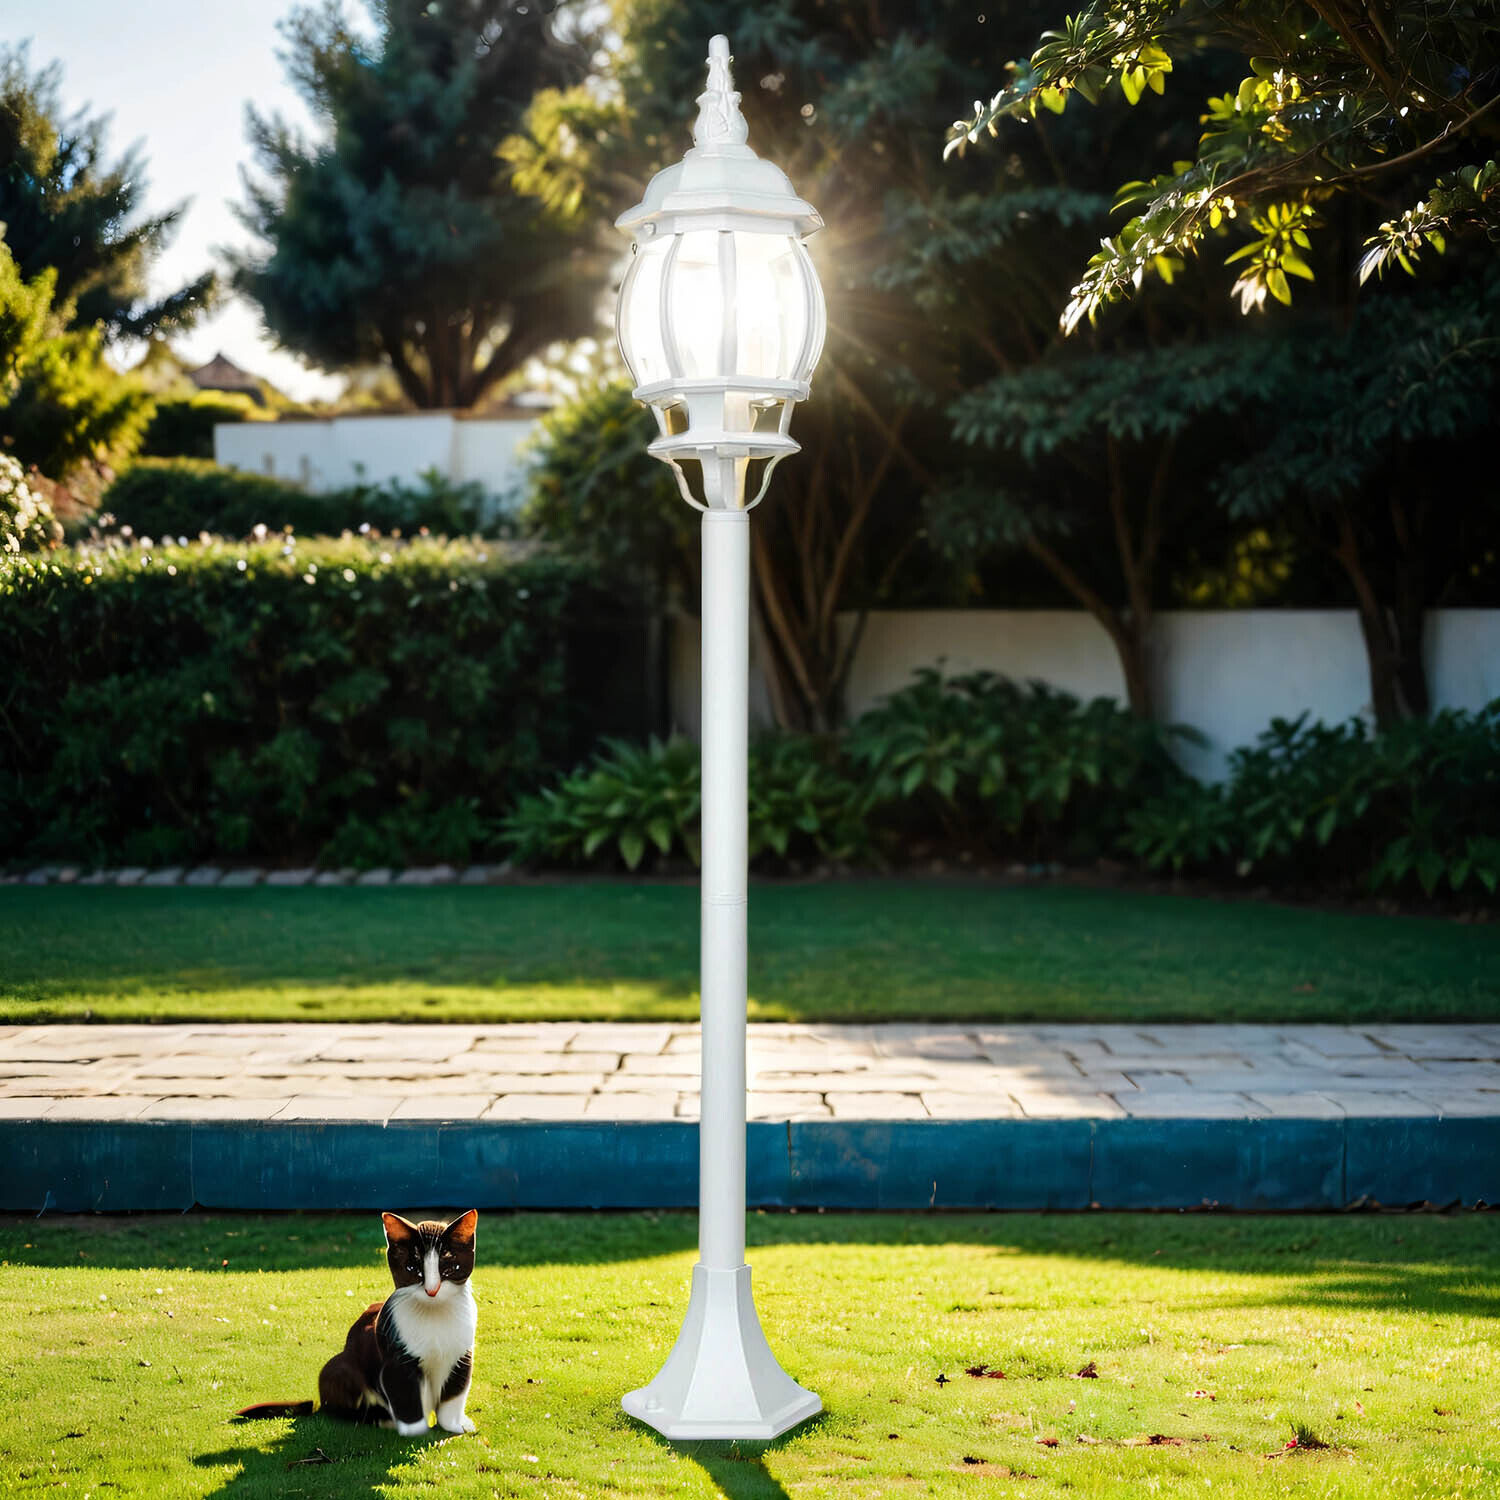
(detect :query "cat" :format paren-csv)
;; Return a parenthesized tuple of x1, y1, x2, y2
(237, 1209, 479, 1436)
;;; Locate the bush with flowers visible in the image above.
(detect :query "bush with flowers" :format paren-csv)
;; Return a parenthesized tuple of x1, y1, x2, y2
(0, 453, 62, 554)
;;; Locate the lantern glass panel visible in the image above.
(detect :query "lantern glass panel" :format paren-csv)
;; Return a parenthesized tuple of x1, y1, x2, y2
(732, 232, 813, 382)
(616, 236, 672, 389)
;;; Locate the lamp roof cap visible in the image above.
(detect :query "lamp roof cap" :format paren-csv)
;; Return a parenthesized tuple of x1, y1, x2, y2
(615, 35, 822, 238)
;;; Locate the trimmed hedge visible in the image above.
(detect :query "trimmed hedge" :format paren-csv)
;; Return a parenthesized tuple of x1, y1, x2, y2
(99, 459, 497, 541)
(0, 537, 646, 866)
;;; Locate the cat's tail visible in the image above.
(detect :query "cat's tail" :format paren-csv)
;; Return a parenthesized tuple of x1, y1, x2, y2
(234, 1399, 316, 1420)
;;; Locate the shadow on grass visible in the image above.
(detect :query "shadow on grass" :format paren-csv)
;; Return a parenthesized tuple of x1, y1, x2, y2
(637, 1417, 826, 1500)
(6, 1209, 1500, 1325)
(194, 1415, 431, 1500)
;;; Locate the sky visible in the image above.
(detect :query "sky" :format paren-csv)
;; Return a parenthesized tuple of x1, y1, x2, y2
(7, 0, 348, 401)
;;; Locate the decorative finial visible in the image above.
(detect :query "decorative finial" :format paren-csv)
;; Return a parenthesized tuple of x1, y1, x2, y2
(692, 34, 750, 151)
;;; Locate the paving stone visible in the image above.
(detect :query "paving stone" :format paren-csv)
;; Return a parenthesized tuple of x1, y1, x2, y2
(113, 867, 147, 886)
(45, 1096, 162, 1119)
(1268, 1027, 1387, 1058)
(219, 869, 264, 887)
(569, 1025, 673, 1055)
(355, 868, 393, 886)
(55, 867, 80, 884)
(921, 1091, 1026, 1119)
(1118, 1093, 1267, 1119)
(1314, 1091, 1440, 1117)
(459, 864, 509, 884)
(24, 869, 50, 885)
(617, 1053, 704, 1076)
(138, 1097, 289, 1120)
(1363, 1025, 1495, 1056)
(388, 1095, 495, 1120)
(184, 866, 224, 887)
(395, 865, 457, 885)
(473, 1074, 607, 1095)
(749, 1071, 944, 1093)
(872, 1033, 984, 1060)
(825, 1091, 928, 1119)
(483, 1094, 586, 1121)
(467, 1034, 584, 1055)
(1244, 1092, 1349, 1119)
(314, 869, 355, 886)
(0, 1097, 53, 1117)
(142, 867, 185, 886)
(1012, 1091, 1125, 1119)
(745, 1092, 831, 1119)
(265, 868, 316, 887)
(77, 870, 114, 885)
(1412, 1060, 1500, 1082)
(581, 1093, 677, 1121)
(456, 1051, 619, 1075)
(1402, 1090, 1500, 1118)
(272, 1095, 403, 1121)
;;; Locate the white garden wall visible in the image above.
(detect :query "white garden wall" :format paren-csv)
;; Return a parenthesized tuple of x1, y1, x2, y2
(214, 411, 540, 518)
(670, 608, 1500, 781)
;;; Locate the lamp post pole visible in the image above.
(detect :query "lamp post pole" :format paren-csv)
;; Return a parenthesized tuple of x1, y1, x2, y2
(613, 37, 825, 1441)
(698, 503, 750, 1280)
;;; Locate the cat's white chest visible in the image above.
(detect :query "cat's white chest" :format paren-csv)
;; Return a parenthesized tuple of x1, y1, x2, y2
(387, 1283, 476, 1413)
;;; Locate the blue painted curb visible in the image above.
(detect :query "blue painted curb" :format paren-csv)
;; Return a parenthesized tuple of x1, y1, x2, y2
(2, 1117, 1495, 1214)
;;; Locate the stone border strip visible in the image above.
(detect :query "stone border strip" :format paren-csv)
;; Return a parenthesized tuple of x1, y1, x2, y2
(3, 864, 515, 887)
(4, 1116, 1496, 1214)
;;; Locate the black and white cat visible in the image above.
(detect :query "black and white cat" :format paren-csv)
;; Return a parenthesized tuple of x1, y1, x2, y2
(238, 1209, 478, 1436)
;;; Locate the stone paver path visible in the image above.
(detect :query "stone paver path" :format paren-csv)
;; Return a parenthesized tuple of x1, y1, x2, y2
(3, 1022, 1498, 1123)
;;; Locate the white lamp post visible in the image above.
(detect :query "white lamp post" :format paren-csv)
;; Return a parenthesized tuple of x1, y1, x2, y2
(614, 34, 826, 1441)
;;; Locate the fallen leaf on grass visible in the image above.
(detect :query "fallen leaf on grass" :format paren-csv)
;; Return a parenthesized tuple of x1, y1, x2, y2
(1190, 1390, 1214, 1400)
(1034, 1436, 1059, 1447)
(1354, 1402, 1364, 1415)
(1434, 1407, 1451, 1416)
(1070, 1361, 1098, 1379)
(965, 1364, 1006, 1379)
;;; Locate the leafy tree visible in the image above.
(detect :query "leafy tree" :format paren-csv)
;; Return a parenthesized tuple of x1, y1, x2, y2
(939, 343, 1261, 717)
(947, 0, 1500, 327)
(232, 0, 603, 409)
(1217, 276, 1500, 724)
(522, 0, 1042, 728)
(0, 46, 213, 340)
(0, 239, 153, 477)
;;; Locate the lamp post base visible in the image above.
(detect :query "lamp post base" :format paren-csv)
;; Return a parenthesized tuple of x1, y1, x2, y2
(622, 1263, 822, 1440)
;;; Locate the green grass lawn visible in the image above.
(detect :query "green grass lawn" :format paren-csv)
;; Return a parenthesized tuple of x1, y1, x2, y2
(2, 881, 1496, 1025)
(2, 1210, 1496, 1498)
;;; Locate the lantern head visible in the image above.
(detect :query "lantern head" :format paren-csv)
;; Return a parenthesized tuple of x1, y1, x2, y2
(615, 35, 827, 510)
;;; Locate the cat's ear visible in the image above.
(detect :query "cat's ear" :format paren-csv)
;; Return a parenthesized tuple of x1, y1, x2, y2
(444, 1209, 478, 1248)
(382, 1212, 419, 1246)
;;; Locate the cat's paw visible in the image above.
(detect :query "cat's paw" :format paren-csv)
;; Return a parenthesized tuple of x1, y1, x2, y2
(393, 1418, 430, 1438)
(438, 1414, 476, 1435)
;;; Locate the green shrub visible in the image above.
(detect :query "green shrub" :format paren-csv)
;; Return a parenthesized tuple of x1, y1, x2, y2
(503, 733, 869, 871)
(99, 459, 500, 539)
(845, 669, 1189, 860)
(0, 537, 646, 866)
(1123, 706, 1500, 898)
(138, 393, 261, 460)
